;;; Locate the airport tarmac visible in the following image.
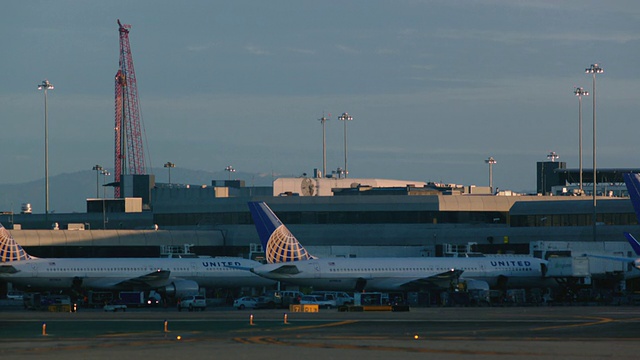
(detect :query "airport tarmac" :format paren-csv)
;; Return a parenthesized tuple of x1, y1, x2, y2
(1, 305, 639, 360)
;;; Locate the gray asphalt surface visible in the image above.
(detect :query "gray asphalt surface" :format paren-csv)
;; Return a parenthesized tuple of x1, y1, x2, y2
(1, 303, 639, 359)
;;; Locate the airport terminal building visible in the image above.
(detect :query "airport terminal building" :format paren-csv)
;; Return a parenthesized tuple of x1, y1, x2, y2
(3, 162, 640, 260)
(3, 160, 640, 303)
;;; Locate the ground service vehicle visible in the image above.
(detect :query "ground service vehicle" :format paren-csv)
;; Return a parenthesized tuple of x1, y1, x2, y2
(310, 291, 354, 306)
(254, 296, 277, 309)
(354, 292, 389, 306)
(233, 296, 258, 310)
(6, 291, 23, 300)
(177, 295, 206, 311)
(145, 291, 162, 306)
(103, 303, 127, 312)
(117, 291, 145, 307)
(279, 290, 304, 307)
(300, 295, 335, 308)
(87, 291, 114, 308)
(23, 292, 42, 310)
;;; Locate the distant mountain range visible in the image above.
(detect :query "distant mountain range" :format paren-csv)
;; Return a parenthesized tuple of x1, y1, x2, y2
(0, 168, 279, 214)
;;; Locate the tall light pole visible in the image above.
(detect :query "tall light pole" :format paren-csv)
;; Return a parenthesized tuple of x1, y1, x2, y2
(38, 80, 54, 215)
(92, 164, 103, 198)
(101, 170, 110, 229)
(574, 87, 589, 193)
(164, 162, 175, 184)
(586, 63, 603, 241)
(318, 114, 329, 177)
(101, 170, 110, 198)
(225, 165, 236, 180)
(338, 112, 353, 178)
(485, 157, 497, 193)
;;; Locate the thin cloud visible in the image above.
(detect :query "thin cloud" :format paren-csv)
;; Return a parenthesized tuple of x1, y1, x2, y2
(434, 28, 640, 45)
(336, 44, 359, 54)
(286, 47, 316, 55)
(411, 64, 435, 71)
(187, 43, 215, 52)
(245, 44, 271, 56)
(375, 48, 397, 55)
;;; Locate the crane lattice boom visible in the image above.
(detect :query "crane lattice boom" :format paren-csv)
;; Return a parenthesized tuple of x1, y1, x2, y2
(114, 19, 146, 197)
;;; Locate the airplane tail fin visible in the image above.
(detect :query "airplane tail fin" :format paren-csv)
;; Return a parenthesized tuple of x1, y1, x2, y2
(623, 173, 640, 222)
(0, 223, 33, 262)
(623, 232, 640, 256)
(247, 202, 314, 263)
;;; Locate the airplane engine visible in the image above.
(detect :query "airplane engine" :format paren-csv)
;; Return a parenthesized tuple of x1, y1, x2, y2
(464, 279, 490, 291)
(160, 279, 199, 299)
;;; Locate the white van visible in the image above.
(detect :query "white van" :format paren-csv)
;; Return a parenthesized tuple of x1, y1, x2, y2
(310, 291, 354, 306)
(279, 290, 304, 307)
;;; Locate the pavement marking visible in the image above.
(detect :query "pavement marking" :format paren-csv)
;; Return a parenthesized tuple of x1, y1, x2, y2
(232, 319, 358, 333)
(233, 335, 539, 356)
(531, 316, 613, 331)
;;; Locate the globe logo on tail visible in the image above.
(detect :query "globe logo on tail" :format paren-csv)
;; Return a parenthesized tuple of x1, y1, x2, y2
(266, 225, 313, 263)
(0, 224, 32, 262)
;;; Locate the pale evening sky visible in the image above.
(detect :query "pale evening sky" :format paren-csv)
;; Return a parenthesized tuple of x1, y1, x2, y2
(1, 1, 639, 194)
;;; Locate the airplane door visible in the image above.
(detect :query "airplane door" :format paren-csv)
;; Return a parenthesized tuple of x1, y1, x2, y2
(311, 261, 321, 278)
(31, 263, 39, 277)
(190, 262, 201, 278)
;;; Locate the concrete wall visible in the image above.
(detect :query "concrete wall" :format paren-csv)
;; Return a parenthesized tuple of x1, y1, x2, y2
(10, 229, 225, 247)
(10, 223, 640, 250)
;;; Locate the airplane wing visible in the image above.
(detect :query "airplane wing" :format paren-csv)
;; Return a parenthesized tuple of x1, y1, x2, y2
(112, 269, 171, 288)
(400, 269, 464, 289)
(225, 264, 254, 271)
(0, 265, 19, 274)
(260, 264, 301, 275)
(582, 232, 640, 270)
(582, 253, 640, 271)
(583, 254, 635, 263)
(623, 232, 640, 256)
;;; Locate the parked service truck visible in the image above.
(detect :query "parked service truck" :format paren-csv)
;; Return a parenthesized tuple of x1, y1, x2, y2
(117, 291, 146, 307)
(87, 291, 114, 308)
(354, 292, 389, 306)
(310, 291, 354, 306)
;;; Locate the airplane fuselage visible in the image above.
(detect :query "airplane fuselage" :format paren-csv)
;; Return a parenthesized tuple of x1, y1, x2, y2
(252, 256, 549, 291)
(1, 257, 274, 291)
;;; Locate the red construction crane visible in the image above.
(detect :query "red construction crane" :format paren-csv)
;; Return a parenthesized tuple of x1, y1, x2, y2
(114, 19, 146, 197)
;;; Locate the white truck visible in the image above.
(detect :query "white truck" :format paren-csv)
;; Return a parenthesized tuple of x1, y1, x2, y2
(177, 295, 207, 311)
(300, 295, 336, 309)
(310, 291, 354, 306)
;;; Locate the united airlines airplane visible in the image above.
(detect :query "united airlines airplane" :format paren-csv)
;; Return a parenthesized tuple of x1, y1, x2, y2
(0, 224, 274, 297)
(248, 201, 549, 292)
(583, 173, 640, 270)
(585, 232, 640, 270)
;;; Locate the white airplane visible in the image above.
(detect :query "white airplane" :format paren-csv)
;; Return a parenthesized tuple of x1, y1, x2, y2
(584, 232, 640, 270)
(582, 173, 640, 270)
(247, 201, 550, 292)
(0, 224, 274, 298)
